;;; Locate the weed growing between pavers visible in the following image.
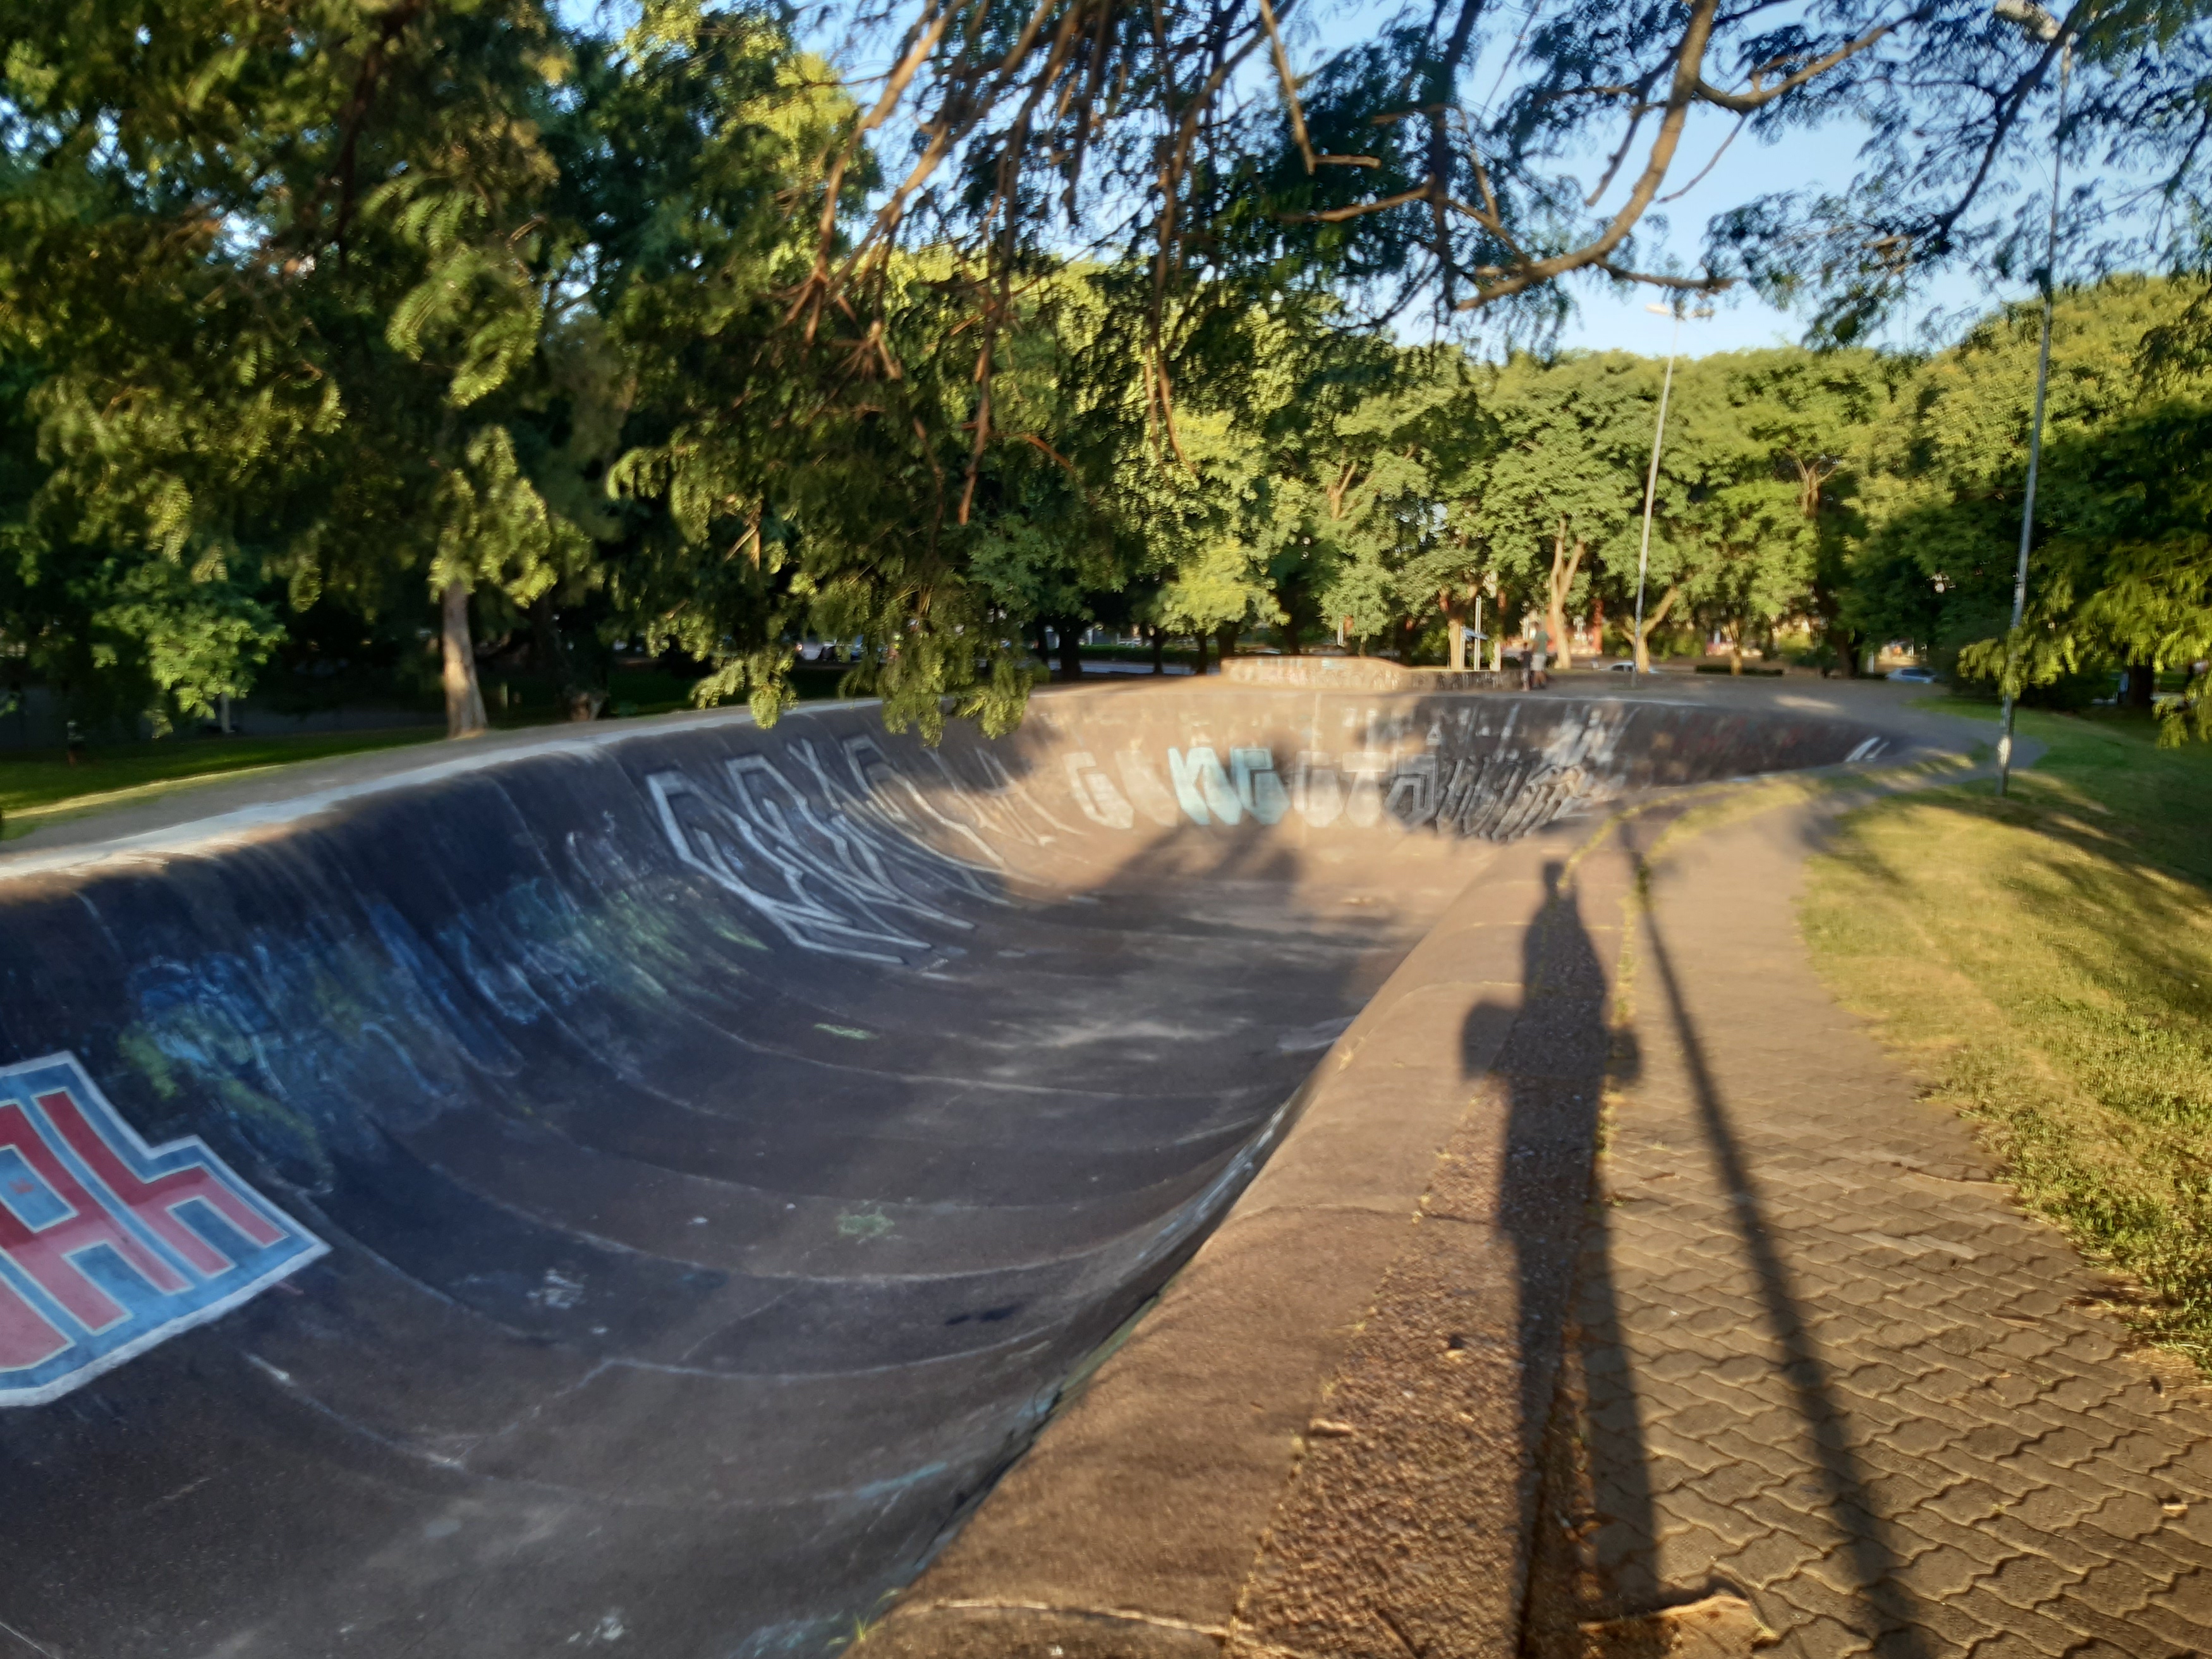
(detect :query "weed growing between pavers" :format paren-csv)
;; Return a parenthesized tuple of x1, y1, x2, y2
(1802, 702, 2212, 1370)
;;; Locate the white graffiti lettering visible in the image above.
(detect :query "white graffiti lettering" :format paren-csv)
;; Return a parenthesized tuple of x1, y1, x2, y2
(1166, 747, 1243, 826)
(1066, 707, 1636, 841)
(650, 749, 1018, 963)
(1063, 753, 1136, 830)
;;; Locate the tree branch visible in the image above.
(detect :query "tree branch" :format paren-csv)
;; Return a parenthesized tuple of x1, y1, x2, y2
(1691, 14, 1912, 113)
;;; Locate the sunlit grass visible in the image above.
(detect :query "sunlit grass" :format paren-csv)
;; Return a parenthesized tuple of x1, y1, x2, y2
(0, 662, 875, 843)
(1802, 702, 2212, 1364)
(0, 727, 441, 839)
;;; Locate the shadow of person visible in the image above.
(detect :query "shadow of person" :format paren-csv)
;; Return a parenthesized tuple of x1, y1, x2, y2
(1530, 815, 1933, 1658)
(1461, 858, 1617, 1632)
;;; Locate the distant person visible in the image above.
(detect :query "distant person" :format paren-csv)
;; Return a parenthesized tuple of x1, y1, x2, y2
(1524, 624, 1550, 690)
(64, 719, 83, 767)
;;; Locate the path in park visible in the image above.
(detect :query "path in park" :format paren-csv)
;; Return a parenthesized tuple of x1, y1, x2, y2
(1528, 784, 2212, 1659)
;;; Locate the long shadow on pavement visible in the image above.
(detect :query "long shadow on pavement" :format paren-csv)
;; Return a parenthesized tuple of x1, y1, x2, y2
(1534, 813, 1933, 1656)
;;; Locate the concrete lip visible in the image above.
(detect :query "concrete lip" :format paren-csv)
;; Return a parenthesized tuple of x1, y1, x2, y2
(0, 678, 1964, 1657)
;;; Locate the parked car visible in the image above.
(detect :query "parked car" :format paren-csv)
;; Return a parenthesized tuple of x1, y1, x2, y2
(1887, 665, 1938, 683)
(1609, 660, 1639, 672)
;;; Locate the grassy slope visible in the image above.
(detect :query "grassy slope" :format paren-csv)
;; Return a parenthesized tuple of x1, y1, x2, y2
(0, 727, 444, 839)
(1801, 702, 2212, 1363)
(0, 663, 881, 841)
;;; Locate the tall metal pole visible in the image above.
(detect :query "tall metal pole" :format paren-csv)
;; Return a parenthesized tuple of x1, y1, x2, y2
(1996, 39, 2070, 797)
(1632, 310, 1684, 672)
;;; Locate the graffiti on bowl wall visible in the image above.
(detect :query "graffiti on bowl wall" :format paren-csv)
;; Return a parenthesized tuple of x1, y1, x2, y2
(0, 1053, 327, 1407)
(1059, 702, 1635, 839)
(645, 704, 1640, 961)
(647, 732, 1071, 963)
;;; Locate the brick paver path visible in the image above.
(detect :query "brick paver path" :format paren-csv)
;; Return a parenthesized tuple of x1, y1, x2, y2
(1543, 792, 2212, 1659)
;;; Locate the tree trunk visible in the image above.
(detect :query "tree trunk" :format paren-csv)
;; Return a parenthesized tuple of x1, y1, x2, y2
(1443, 590, 1468, 671)
(1591, 594, 1606, 659)
(1830, 624, 1866, 678)
(441, 581, 489, 739)
(1547, 522, 1583, 672)
(1148, 626, 1165, 675)
(1215, 621, 1240, 666)
(1632, 585, 1680, 674)
(1054, 621, 1083, 683)
(2125, 659, 2157, 710)
(1728, 626, 1744, 676)
(1192, 630, 1210, 676)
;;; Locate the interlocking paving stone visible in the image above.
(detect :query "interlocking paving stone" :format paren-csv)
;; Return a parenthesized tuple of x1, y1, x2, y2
(1770, 1615, 1880, 1659)
(2128, 1601, 2212, 1653)
(2150, 1562, 2212, 1622)
(1528, 795, 2212, 1658)
(2041, 1588, 2183, 1655)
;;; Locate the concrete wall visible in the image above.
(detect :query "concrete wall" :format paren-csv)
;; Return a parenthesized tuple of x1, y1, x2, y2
(0, 685, 1905, 1658)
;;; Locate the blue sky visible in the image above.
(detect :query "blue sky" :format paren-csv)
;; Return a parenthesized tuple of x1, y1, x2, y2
(1547, 115, 2019, 360)
(559, 0, 2064, 362)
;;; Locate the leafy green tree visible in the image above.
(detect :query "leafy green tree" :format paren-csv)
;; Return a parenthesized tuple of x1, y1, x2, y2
(1682, 349, 1896, 672)
(1637, 348, 1890, 672)
(1460, 352, 1655, 669)
(1322, 356, 1492, 666)
(2002, 400, 2212, 739)
(1, 0, 628, 737)
(1852, 277, 2212, 727)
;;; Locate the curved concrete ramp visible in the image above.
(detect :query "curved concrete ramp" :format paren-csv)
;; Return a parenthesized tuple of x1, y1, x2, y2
(0, 684, 1906, 1657)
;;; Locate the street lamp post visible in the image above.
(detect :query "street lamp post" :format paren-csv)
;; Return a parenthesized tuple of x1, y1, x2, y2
(1632, 301, 1712, 672)
(1994, 0, 2072, 797)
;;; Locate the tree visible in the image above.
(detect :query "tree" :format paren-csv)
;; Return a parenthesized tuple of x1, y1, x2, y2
(1653, 349, 1890, 672)
(1954, 398, 2212, 739)
(1335, 356, 1492, 666)
(793, 0, 2188, 359)
(1, 0, 644, 739)
(1850, 276, 2212, 723)
(1723, 0, 2212, 346)
(1462, 353, 1655, 669)
(0, 0, 1049, 743)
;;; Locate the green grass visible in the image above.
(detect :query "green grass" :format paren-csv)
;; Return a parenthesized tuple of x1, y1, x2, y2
(0, 727, 444, 839)
(1908, 695, 2212, 884)
(0, 665, 879, 843)
(1801, 699, 2212, 1365)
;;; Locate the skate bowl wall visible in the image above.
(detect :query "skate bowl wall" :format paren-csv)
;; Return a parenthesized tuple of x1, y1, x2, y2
(0, 686, 1900, 1658)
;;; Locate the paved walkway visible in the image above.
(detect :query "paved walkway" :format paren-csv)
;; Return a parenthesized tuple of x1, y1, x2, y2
(1530, 788, 2212, 1658)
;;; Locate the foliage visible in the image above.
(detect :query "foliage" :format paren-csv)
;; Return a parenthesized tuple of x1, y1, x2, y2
(1847, 277, 2212, 736)
(805, 0, 2212, 376)
(3, 0, 2205, 755)
(1, 0, 614, 734)
(1668, 348, 1899, 672)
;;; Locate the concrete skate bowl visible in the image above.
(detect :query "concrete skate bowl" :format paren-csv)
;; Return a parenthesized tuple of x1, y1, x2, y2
(0, 685, 1904, 1658)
